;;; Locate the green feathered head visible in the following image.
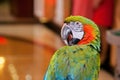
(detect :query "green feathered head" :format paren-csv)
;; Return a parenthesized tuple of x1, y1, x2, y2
(61, 16, 101, 52)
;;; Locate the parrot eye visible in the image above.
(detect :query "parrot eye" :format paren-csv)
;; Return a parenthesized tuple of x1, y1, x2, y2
(75, 21, 82, 26)
(70, 22, 83, 32)
(76, 21, 79, 25)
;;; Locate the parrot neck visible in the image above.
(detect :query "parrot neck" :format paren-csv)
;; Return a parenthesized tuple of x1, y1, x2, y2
(78, 25, 100, 52)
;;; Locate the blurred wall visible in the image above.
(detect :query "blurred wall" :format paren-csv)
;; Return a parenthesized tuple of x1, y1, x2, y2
(10, 0, 33, 17)
(114, 0, 120, 29)
(34, 0, 71, 25)
(110, 0, 120, 68)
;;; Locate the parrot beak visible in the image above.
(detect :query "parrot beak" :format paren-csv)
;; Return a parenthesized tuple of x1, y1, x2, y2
(61, 24, 71, 45)
(61, 24, 80, 46)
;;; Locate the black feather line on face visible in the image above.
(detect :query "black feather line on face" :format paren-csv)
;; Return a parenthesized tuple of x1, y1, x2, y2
(68, 38, 80, 46)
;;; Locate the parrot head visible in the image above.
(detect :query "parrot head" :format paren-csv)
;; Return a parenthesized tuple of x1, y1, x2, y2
(61, 16, 100, 51)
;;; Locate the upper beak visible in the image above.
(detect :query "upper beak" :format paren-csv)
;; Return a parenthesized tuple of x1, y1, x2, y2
(61, 24, 72, 45)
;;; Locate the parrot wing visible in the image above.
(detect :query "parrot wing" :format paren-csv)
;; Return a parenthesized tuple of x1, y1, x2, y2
(44, 45, 100, 80)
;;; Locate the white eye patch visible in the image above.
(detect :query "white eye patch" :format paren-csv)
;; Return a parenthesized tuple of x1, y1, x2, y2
(69, 22, 83, 32)
(68, 22, 84, 40)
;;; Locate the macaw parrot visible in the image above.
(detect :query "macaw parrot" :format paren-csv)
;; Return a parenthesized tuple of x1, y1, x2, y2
(44, 16, 101, 80)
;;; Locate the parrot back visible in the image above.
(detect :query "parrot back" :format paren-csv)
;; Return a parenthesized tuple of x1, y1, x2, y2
(44, 45, 100, 80)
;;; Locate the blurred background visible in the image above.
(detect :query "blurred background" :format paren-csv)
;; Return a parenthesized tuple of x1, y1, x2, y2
(0, 0, 119, 80)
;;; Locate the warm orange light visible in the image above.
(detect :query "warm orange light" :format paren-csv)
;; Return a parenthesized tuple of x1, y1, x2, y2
(0, 57, 5, 65)
(8, 64, 19, 80)
(0, 57, 5, 71)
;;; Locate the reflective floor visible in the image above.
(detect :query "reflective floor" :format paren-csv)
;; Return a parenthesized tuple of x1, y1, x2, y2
(0, 38, 56, 80)
(0, 24, 63, 80)
(0, 24, 114, 80)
